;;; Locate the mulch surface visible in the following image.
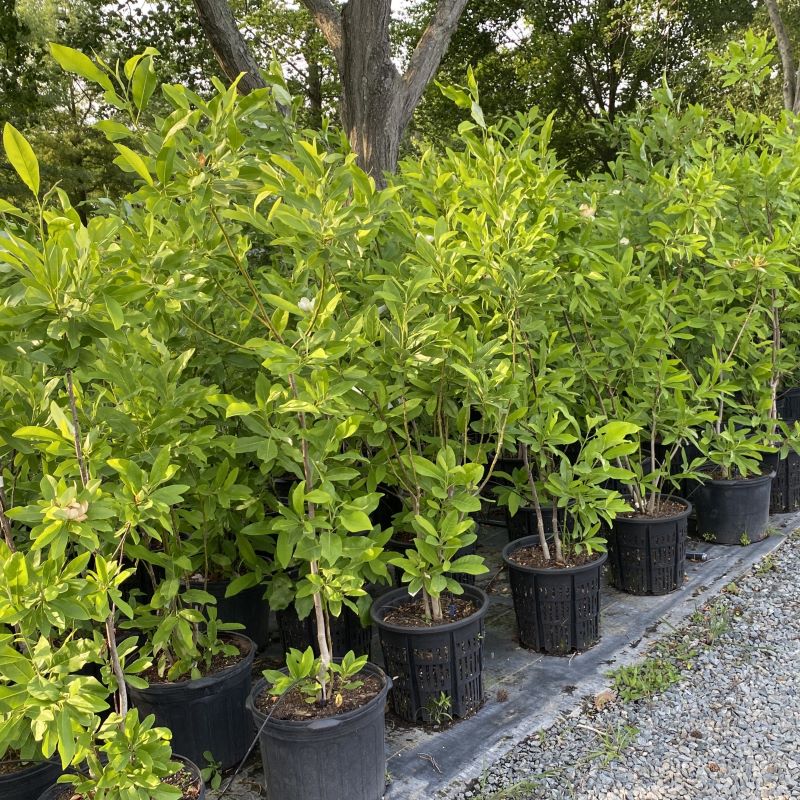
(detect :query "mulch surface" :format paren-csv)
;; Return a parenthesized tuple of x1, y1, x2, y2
(142, 636, 249, 683)
(619, 498, 686, 518)
(255, 672, 383, 721)
(508, 546, 602, 570)
(382, 594, 477, 627)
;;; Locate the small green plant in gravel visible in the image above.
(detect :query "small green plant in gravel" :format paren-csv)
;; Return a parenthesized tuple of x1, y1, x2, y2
(587, 722, 639, 766)
(739, 532, 751, 546)
(754, 553, 777, 574)
(610, 658, 681, 701)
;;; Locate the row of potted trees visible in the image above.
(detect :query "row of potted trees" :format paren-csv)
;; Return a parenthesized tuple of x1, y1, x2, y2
(2, 45, 800, 800)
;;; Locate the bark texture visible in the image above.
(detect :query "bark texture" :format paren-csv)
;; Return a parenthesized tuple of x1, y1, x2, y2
(193, 0, 268, 94)
(193, 0, 468, 183)
(765, 0, 800, 113)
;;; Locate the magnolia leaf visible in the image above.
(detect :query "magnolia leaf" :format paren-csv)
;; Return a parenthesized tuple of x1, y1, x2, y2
(3, 123, 39, 195)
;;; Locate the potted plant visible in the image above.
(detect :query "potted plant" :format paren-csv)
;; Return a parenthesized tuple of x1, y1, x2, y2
(692, 420, 776, 545)
(36, 711, 205, 800)
(500, 418, 637, 654)
(371, 447, 490, 722)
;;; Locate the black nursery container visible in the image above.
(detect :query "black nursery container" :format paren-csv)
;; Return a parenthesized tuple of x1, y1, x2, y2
(505, 505, 566, 543)
(35, 756, 205, 800)
(190, 578, 271, 650)
(371, 585, 489, 723)
(1, 759, 61, 800)
(762, 451, 800, 514)
(502, 536, 606, 654)
(607, 497, 690, 595)
(246, 664, 390, 800)
(694, 473, 773, 545)
(276, 605, 372, 659)
(127, 634, 255, 770)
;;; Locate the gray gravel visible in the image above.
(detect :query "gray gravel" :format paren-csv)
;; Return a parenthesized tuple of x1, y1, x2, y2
(443, 533, 800, 800)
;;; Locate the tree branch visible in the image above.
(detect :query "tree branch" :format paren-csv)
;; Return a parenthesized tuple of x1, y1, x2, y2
(764, 0, 797, 110)
(399, 0, 469, 127)
(297, 0, 343, 68)
(192, 0, 267, 94)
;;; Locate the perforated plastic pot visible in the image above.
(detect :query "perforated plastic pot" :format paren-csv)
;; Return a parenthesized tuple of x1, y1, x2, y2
(371, 585, 489, 723)
(693, 473, 773, 545)
(35, 756, 204, 800)
(127, 634, 255, 770)
(1, 759, 61, 800)
(276, 605, 372, 659)
(762, 451, 800, 514)
(608, 496, 690, 595)
(505, 505, 566, 543)
(246, 664, 390, 800)
(502, 537, 606, 655)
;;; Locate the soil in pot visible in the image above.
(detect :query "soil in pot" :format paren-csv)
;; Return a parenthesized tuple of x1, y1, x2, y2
(0, 755, 62, 800)
(502, 536, 606, 655)
(608, 496, 690, 595)
(371, 584, 489, 723)
(694, 473, 773, 545)
(127, 634, 255, 771)
(36, 756, 204, 800)
(247, 664, 390, 800)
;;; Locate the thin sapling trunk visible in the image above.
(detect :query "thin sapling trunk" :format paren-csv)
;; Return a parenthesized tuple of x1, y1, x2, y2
(522, 445, 551, 561)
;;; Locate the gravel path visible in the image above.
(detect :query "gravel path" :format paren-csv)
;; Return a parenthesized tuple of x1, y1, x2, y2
(444, 532, 800, 800)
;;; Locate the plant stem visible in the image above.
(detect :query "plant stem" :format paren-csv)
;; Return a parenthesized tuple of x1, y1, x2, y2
(522, 445, 551, 561)
(65, 370, 89, 487)
(0, 465, 16, 552)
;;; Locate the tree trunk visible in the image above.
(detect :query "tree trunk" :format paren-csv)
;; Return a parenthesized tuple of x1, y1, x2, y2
(192, 0, 267, 94)
(765, 0, 800, 112)
(339, 1, 402, 184)
(193, 0, 468, 182)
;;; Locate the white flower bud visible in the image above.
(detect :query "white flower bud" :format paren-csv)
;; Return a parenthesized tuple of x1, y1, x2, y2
(298, 297, 315, 313)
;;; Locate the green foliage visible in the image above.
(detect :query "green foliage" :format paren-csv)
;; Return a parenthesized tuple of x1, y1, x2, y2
(263, 648, 367, 706)
(610, 658, 681, 702)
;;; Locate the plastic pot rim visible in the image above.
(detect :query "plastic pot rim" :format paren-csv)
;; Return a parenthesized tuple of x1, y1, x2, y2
(613, 494, 692, 524)
(0, 758, 60, 784)
(246, 661, 390, 732)
(702, 473, 775, 489)
(126, 632, 255, 694)
(502, 536, 608, 576)
(370, 584, 489, 634)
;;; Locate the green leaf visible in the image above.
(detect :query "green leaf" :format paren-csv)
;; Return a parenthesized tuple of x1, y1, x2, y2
(49, 43, 112, 91)
(105, 296, 124, 330)
(3, 123, 39, 195)
(113, 144, 153, 186)
(340, 510, 373, 533)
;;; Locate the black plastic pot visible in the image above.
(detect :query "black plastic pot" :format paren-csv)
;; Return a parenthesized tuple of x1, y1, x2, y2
(1, 759, 61, 800)
(190, 578, 270, 650)
(371, 585, 489, 723)
(761, 451, 800, 514)
(246, 664, 389, 800)
(693, 473, 774, 545)
(505, 505, 566, 543)
(777, 387, 800, 423)
(502, 536, 606, 655)
(127, 634, 255, 770)
(276, 605, 372, 659)
(607, 497, 690, 595)
(35, 756, 204, 800)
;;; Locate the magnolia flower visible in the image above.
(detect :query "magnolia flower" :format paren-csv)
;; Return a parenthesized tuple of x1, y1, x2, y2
(611, 189, 621, 196)
(579, 203, 596, 219)
(298, 296, 315, 313)
(64, 500, 89, 522)
(619, 237, 630, 246)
